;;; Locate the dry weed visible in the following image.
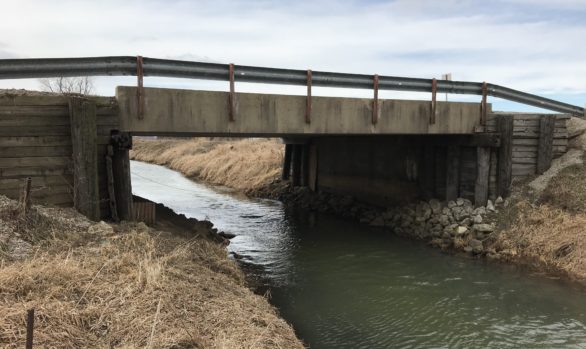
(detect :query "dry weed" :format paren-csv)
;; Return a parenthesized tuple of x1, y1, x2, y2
(130, 138, 284, 195)
(0, 197, 303, 348)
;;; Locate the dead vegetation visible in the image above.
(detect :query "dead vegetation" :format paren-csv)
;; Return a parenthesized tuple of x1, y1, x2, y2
(0, 196, 303, 348)
(130, 138, 284, 197)
(489, 117, 586, 283)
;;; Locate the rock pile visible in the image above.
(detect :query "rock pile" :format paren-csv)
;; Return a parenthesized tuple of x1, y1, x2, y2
(282, 188, 505, 256)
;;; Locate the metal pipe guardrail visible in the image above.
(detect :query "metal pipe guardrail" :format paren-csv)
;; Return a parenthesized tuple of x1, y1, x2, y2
(0, 56, 583, 116)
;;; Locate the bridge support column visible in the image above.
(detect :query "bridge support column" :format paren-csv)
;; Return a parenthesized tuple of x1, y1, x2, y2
(445, 145, 461, 201)
(475, 147, 490, 206)
(282, 144, 292, 180)
(291, 144, 302, 187)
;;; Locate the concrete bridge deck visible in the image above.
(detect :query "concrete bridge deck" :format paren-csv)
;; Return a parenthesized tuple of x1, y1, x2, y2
(116, 86, 485, 136)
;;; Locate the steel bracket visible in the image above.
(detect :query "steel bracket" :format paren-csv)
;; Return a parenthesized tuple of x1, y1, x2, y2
(372, 74, 379, 125)
(136, 56, 144, 120)
(228, 63, 236, 122)
(306, 70, 312, 124)
(430, 78, 437, 125)
(111, 130, 132, 150)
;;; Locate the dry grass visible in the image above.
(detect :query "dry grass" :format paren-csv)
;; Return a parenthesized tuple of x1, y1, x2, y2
(0, 197, 304, 348)
(130, 138, 284, 196)
(540, 153, 586, 213)
(494, 202, 586, 281)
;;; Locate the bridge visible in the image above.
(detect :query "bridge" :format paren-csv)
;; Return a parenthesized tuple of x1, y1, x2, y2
(0, 56, 582, 221)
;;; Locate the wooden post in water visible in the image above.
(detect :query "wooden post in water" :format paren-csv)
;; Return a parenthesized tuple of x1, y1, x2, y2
(69, 97, 100, 221)
(537, 115, 556, 174)
(445, 145, 460, 201)
(497, 115, 513, 197)
(282, 144, 292, 180)
(475, 147, 490, 206)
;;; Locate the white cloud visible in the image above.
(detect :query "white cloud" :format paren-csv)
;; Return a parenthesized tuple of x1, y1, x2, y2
(0, 0, 584, 111)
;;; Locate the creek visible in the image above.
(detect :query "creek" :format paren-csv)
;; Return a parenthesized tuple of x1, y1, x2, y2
(131, 160, 586, 349)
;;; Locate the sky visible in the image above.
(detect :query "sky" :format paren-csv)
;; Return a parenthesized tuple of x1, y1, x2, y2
(0, 0, 585, 112)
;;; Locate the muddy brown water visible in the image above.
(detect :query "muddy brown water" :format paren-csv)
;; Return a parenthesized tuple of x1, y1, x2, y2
(131, 160, 586, 349)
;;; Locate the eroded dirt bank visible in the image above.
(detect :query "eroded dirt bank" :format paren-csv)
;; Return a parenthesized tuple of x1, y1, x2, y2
(0, 196, 304, 348)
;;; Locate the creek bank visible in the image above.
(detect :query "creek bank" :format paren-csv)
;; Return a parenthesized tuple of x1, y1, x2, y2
(0, 195, 304, 348)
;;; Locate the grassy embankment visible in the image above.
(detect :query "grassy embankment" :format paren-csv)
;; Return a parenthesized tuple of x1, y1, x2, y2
(130, 138, 285, 197)
(0, 196, 304, 348)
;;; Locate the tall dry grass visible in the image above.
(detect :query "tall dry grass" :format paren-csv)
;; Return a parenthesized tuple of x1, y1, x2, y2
(494, 202, 586, 281)
(0, 198, 304, 348)
(130, 138, 284, 195)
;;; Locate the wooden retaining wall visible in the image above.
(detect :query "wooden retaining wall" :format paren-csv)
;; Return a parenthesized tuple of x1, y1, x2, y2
(0, 94, 119, 218)
(486, 113, 569, 199)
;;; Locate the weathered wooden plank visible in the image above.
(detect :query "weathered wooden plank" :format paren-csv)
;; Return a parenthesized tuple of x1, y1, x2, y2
(513, 157, 538, 164)
(106, 145, 119, 221)
(0, 146, 72, 158)
(0, 156, 71, 168)
(475, 147, 490, 206)
(0, 175, 73, 189)
(0, 126, 72, 137)
(445, 145, 460, 201)
(512, 138, 568, 146)
(0, 166, 71, 178)
(0, 184, 72, 198)
(512, 164, 537, 176)
(69, 97, 100, 221)
(308, 144, 318, 192)
(497, 115, 514, 197)
(537, 114, 555, 174)
(0, 136, 71, 147)
(282, 144, 292, 180)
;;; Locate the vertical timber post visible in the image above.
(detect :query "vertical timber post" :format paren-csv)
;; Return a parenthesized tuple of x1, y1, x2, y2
(291, 144, 302, 187)
(497, 115, 513, 198)
(422, 144, 435, 199)
(537, 114, 556, 174)
(282, 144, 292, 180)
(308, 143, 318, 191)
(474, 147, 491, 206)
(111, 131, 133, 221)
(445, 145, 460, 201)
(69, 97, 100, 221)
(300, 143, 310, 187)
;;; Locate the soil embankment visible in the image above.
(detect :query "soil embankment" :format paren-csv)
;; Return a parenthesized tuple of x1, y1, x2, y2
(0, 196, 304, 348)
(130, 138, 287, 198)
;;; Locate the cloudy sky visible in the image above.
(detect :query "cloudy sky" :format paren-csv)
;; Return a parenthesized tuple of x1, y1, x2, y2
(0, 0, 585, 112)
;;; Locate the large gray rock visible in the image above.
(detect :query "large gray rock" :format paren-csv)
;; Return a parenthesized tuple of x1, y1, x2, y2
(469, 239, 484, 254)
(473, 207, 487, 215)
(473, 223, 495, 232)
(456, 198, 465, 206)
(429, 199, 442, 214)
(439, 215, 450, 227)
(455, 226, 468, 235)
(486, 200, 496, 212)
(472, 215, 483, 224)
(447, 200, 457, 209)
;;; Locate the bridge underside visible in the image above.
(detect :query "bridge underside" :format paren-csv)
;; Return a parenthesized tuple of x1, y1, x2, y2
(116, 86, 485, 136)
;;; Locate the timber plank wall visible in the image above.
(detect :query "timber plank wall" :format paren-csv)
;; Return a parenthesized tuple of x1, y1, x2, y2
(0, 94, 119, 218)
(486, 112, 569, 198)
